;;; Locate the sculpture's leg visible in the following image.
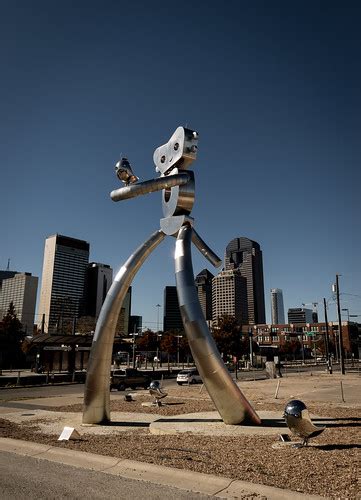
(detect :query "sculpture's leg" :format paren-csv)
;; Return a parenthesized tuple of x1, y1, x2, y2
(175, 224, 261, 425)
(83, 229, 166, 424)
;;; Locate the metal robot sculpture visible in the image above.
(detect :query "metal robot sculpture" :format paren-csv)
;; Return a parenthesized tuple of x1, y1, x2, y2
(83, 126, 261, 426)
(284, 400, 325, 447)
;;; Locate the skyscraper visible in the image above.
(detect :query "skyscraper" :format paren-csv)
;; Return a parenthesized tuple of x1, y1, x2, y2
(271, 288, 285, 324)
(212, 269, 248, 324)
(115, 286, 131, 336)
(0, 270, 18, 290)
(83, 262, 113, 318)
(0, 272, 38, 334)
(195, 269, 214, 321)
(38, 234, 90, 333)
(225, 237, 266, 324)
(163, 286, 183, 331)
(288, 308, 313, 324)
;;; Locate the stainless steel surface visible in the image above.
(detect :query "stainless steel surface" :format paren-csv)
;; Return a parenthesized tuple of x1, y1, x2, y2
(160, 215, 194, 236)
(283, 400, 325, 446)
(110, 173, 190, 202)
(191, 228, 222, 268)
(83, 230, 165, 424)
(162, 169, 195, 218)
(153, 126, 198, 175)
(175, 224, 261, 425)
(115, 157, 139, 185)
(84, 125, 260, 426)
(149, 380, 168, 405)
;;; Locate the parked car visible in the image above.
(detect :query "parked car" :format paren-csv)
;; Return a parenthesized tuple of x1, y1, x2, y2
(110, 368, 151, 391)
(176, 368, 202, 385)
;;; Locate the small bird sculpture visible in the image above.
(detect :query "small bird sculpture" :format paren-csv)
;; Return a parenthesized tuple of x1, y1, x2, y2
(149, 380, 168, 407)
(115, 157, 139, 185)
(283, 399, 325, 448)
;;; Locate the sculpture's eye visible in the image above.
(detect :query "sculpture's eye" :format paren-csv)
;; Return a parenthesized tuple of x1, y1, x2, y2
(174, 142, 179, 151)
(161, 155, 166, 163)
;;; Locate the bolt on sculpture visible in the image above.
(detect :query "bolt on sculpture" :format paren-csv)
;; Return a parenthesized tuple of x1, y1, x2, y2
(83, 126, 261, 426)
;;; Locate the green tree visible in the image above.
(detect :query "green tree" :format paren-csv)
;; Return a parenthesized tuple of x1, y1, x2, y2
(160, 331, 181, 368)
(211, 315, 243, 360)
(76, 316, 97, 334)
(279, 339, 301, 360)
(0, 302, 25, 369)
(1, 301, 23, 334)
(137, 329, 157, 352)
(179, 335, 191, 360)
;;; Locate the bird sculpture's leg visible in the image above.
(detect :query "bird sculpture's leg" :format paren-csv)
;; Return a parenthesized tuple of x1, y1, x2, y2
(83, 229, 166, 424)
(175, 224, 261, 425)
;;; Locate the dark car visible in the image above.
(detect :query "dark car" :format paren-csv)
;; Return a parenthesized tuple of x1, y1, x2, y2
(110, 368, 151, 391)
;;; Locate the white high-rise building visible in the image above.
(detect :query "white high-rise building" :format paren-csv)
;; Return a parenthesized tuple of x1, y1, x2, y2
(0, 273, 38, 334)
(212, 270, 248, 324)
(271, 288, 285, 324)
(37, 234, 90, 333)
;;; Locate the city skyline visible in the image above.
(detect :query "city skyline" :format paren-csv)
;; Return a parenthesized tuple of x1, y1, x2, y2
(1, 3, 361, 328)
(2, 229, 358, 332)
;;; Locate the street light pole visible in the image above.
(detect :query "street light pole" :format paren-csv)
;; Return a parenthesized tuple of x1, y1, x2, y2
(132, 328, 139, 369)
(335, 274, 345, 375)
(176, 335, 182, 366)
(249, 329, 253, 368)
(156, 304, 161, 332)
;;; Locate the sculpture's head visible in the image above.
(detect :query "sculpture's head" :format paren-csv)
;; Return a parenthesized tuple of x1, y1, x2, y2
(115, 157, 139, 185)
(153, 127, 198, 176)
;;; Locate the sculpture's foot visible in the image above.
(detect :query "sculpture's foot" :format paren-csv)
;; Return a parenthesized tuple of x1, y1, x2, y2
(292, 443, 303, 448)
(152, 400, 167, 407)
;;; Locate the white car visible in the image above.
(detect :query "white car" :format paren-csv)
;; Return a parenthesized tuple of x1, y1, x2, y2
(176, 368, 202, 385)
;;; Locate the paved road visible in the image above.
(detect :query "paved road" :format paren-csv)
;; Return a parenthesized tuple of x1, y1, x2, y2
(1, 363, 355, 403)
(0, 379, 179, 402)
(0, 373, 266, 402)
(0, 451, 213, 500)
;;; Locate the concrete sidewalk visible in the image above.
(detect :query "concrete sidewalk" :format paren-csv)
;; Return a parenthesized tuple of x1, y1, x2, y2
(0, 437, 324, 500)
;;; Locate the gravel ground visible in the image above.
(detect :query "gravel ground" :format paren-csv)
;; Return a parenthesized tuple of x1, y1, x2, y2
(1, 383, 360, 499)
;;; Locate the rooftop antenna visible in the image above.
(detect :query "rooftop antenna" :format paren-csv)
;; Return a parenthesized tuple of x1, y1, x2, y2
(6, 258, 10, 271)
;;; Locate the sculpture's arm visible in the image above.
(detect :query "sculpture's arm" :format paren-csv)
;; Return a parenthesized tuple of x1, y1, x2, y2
(110, 173, 190, 202)
(191, 227, 222, 268)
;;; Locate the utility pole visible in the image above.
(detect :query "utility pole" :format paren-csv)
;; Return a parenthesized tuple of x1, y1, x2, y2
(335, 274, 345, 375)
(323, 298, 332, 374)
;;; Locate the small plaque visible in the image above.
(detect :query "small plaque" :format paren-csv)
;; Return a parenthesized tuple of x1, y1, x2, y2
(279, 433, 291, 442)
(58, 426, 82, 441)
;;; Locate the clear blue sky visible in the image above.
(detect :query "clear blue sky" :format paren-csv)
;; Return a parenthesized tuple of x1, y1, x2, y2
(1, 1, 360, 328)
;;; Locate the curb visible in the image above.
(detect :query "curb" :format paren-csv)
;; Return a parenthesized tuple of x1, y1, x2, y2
(0, 437, 326, 499)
